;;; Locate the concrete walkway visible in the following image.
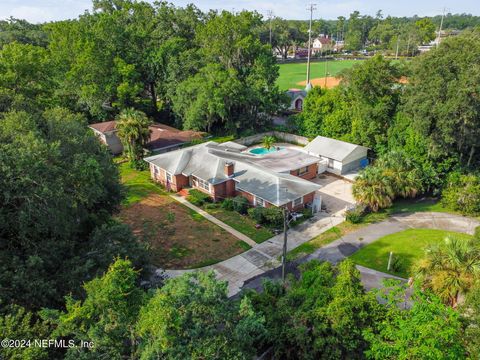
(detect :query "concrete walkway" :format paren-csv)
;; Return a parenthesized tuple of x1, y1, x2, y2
(162, 208, 346, 296)
(170, 194, 257, 247)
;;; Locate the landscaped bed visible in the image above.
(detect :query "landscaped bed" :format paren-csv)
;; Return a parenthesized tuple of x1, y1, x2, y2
(350, 228, 473, 278)
(117, 163, 250, 269)
(203, 205, 274, 243)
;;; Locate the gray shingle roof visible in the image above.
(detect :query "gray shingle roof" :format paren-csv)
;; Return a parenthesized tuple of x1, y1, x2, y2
(303, 136, 368, 161)
(144, 142, 321, 206)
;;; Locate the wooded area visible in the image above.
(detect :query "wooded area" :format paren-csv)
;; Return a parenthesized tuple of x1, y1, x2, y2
(1, 1, 480, 358)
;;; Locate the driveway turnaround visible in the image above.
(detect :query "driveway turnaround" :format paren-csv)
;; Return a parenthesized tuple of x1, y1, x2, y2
(162, 201, 479, 297)
(241, 212, 480, 294)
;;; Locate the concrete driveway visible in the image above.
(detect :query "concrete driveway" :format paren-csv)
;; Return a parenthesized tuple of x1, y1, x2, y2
(312, 174, 355, 214)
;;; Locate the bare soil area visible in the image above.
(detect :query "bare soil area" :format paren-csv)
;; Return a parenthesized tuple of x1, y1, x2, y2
(119, 193, 244, 269)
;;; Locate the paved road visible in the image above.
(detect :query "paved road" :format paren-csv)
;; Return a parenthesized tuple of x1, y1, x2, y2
(241, 212, 479, 293)
(162, 211, 479, 297)
(163, 209, 346, 296)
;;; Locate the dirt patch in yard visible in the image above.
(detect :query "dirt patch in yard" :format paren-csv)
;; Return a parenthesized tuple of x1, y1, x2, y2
(297, 76, 341, 88)
(119, 193, 245, 269)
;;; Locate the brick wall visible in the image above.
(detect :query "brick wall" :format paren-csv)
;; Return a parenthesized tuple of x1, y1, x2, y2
(290, 163, 318, 180)
(150, 164, 188, 192)
(285, 191, 316, 211)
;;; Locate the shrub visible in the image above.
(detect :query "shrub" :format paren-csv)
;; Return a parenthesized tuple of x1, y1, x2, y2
(441, 172, 480, 216)
(232, 196, 249, 214)
(248, 207, 264, 223)
(187, 189, 211, 206)
(221, 198, 235, 211)
(345, 206, 366, 224)
(263, 207, 283, 227)
(247, 207, 283, 227)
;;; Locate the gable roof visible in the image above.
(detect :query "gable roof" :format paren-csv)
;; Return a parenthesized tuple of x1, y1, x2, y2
(88, 121, 203, 150)
(286, 89, 307, 100)
(313, 37, 331, 45)
(303, 136, 368, 162)
(89, 120, 116, 133)
(144, 142, 321, 206)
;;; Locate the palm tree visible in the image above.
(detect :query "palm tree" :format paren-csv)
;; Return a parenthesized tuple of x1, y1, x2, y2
(415, 236, 480, 307)
(377, 150, 422, 198)
(116, 108, 152, 167)
(352, 166, 395, 212)
(262, 135, 275, 150)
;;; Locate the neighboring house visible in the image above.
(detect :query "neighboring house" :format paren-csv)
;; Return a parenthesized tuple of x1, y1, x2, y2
(88, 121, 204, 155)
(312, 35, 333, 54)
(286, 89, 307, 111)
(303, 136, 368, 175)
(334, 40, 345, 52)
(144, 142, 322, 212)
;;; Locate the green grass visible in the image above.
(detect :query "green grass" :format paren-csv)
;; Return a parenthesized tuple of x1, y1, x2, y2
(276, 59, 358, 90)
(118, 162, 166, 206)
(203, 206, 274, 243)
(389, 198, 455, 215)
(350, 228, 473, 278)
(237, 241, 253, 251)
(286, 212, 388, 261)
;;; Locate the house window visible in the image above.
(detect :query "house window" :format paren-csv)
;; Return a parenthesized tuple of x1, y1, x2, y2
(153, 166, 158, 175)
(193, 176, 210, 192)
(298, 166, 309, 175)
(166, 172, 172, 183)
(328, 159, 334, 169)
(293, 197, 303, 207)
(255, 196, 266, 207)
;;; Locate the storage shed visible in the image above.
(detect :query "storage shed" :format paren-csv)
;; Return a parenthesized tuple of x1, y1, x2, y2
(303, 136, 368, 175)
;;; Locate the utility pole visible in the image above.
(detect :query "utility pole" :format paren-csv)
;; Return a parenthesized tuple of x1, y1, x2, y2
(267, 10, 274, 46)
(281, 207, 289, 283)
(395, 36, 400, 60)
(324, 59, 328, 87)
(305, 3, 317, 91)
(406, 36, 411, 58)
(436, 7, 446, 47)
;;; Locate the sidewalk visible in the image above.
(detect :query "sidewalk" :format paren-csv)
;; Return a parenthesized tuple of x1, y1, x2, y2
(162, 208, 346, 296)
(170, 194, 257, 247)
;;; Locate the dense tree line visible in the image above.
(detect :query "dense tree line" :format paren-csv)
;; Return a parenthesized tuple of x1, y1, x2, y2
(3, 257, 479, 359)
(1, 1, 480, 358)
(258, 12, 480, 56)
(0, 0, 283, 135)
(298, 29, 480, 214)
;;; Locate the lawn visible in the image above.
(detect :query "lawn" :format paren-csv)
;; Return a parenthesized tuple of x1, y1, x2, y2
(277, 59, 358, 90)
(118, 161, 166, 206)
(117, 163, 250, 269)
(350, 228, 473, 278)
(389, 198, 456, 215)
(203, 206, 274, 243)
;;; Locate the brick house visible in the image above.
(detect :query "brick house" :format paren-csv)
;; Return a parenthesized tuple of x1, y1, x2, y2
(89, 121, 204, 155)
(144, 142, 322, 212)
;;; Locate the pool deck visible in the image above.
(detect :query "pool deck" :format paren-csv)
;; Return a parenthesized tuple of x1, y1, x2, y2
(243, 143, 319, 173)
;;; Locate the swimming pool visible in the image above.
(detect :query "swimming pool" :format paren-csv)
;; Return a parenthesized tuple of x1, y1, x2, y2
(249, 146, 282, 155)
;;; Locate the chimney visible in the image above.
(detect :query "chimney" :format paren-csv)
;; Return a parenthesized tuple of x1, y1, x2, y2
(224, 162, 234, 177)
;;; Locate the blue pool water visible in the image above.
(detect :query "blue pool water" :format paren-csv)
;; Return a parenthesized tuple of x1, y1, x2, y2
(249, 147, 282, 155)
